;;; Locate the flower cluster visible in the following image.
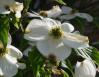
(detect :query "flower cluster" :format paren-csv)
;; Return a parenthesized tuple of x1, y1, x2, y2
(0, 35, 26, 77)
(0, 0, 98, 77)
(24, 5, 97, 77)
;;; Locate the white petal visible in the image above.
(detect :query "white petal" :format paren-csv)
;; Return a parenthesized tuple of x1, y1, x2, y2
(7, 45, 23, 59)
(0, 68, 3, 76)
(16, 63, 26, 69)
(61, 61, 68, 68)
(75, 13, 93, 22)
(37, 36, 71, 61)
(59, 14, 76, 20)
(24, 19, 50, 41)
(75, 59, 96, 77)
(8, 33, 12, 45)
(5, 54, 17, 64)
(0, 0, 14, 7)
(0, 55, 18, 77)
(62, 32, 89, 48)
(46, 6, 62, 18)
(61, 6, 72, 14)
(23, 46, 32, 57)
(43, 18, 59, 27)
(10, 2, 23, 18)
(61, 23, 74, 32)
(27, 12, 43, 19)
(0, 7, 10, 14)
(15, 11, 21, 18)
(12, 2, 23, 12)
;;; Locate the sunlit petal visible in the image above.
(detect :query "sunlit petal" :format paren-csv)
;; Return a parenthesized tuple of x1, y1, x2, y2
(61, 23, 74, 32)
(46, 5, 62, 18)
(75, 59, 96, 77)
(37, 36, 71, 61)
(7, 45, 23, 59)
(0, 55, 18, 77)
(62, 32, 89, 48)
(24, 19, 50, 41)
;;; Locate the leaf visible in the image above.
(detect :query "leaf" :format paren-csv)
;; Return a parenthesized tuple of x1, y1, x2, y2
(23, 0, 32, 12)
(61, 69, 69, 77)
(0, 15, 9, 48)
(71, 17, 85, 34)
(59, 61, 74, 77)
(93, 17, 99, 29)
(28, 46, 45, 77)
(55, 0, 66, 5)
(10, 13, 20, 29)
(89, 47, 99, 65)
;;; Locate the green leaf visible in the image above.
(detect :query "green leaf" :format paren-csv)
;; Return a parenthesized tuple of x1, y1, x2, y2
(55, 0, 66, 5)
(0, 15, 9, 48)
(89, 47, 99, 65)
(60, 61, 74, 77)
(71, 17, 85, 34)
(10, 13, 20, 29)
(28, 46, 45, 77)
(61, 70, 69, 77)
(93, 17, 99, 29)
(23, 0, 32, 12)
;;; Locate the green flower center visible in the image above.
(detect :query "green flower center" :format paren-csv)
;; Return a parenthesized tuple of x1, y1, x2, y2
(49, 26, 63, 39)
(0, 48, 8, 57)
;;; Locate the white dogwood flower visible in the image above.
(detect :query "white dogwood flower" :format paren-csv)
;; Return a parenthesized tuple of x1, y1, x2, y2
(75, 59, 96, 77)
(0, 36, 26, 77)
(24, 18, 89, 61)
(10, 2, 23, 18)
(0, 0, 14, 14)
(39, 5, 93, 22)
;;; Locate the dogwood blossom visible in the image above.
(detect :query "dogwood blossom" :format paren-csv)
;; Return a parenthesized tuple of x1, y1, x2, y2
(24, 18, 89, 61)
(39, 5, 93, 22)
(0, 36, 26, 77)
(0, 0, 14, 14)
(75, 59, 96, 77)
(10, 2, 23, 18)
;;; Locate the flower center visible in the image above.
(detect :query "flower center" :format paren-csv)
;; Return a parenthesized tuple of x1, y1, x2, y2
(39, 11, 47, 17)
(0, 48, 8, 57)
(49, 26, 63, 39)
(71, 9, 79, 14)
